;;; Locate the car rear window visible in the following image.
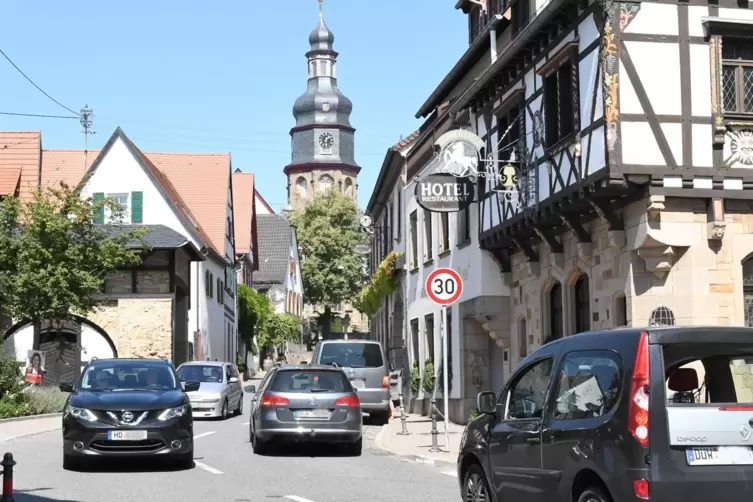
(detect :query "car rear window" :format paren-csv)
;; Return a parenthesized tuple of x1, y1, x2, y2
(663, 344, 753, 404)
(269, 370, 351, 393)
(319, 343, 384, 368)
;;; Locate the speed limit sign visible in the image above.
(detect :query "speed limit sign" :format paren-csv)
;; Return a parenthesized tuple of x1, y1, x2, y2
(425, 268, 463, 305)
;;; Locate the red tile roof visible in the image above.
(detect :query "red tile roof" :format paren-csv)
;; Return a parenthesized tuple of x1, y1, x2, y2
(0, 132, 41, 201)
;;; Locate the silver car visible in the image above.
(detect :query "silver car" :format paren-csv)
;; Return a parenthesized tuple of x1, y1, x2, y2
(176, 361, 243, 419)
(310, 340, 398, 424)
(248, 365, 363, 456)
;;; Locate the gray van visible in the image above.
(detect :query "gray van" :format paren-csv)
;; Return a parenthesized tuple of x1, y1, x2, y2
(310, 340, 397, 424)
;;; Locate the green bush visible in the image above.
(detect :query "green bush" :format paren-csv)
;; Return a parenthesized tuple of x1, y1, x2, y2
(422, 359, 435, 393)
(0, 353, 22, 398)
(22, 386, 68, 414)
(0, 393, 32, 418)
(410, 360, 420, 395)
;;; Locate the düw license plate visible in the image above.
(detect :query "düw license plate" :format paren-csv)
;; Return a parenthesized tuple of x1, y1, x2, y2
(686, 447, 753, 465)
(294, 410, 329, 419)
(107, 430, 147, 441)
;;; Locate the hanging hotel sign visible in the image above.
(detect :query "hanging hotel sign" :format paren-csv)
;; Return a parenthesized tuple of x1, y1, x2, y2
(415, 127, 533, 213)
(415, 173, 475, 212)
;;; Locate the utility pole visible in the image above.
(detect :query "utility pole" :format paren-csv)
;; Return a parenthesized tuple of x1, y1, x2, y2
(80, 105, 94, 169)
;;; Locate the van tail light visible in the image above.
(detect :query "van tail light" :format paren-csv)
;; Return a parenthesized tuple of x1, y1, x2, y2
(628, 331, 650, 448)
(719, 405, 753, 411)
(334, 394, 360, 407)
(633, 479, 649, 499)
(382, 376, 390, 388)
(261, 394, 290, 407)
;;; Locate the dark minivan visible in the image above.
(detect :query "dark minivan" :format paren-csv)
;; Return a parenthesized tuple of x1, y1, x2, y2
(457, 326, 753, 502)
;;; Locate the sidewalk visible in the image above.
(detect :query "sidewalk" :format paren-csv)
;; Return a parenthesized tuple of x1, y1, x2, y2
(0, 414, 61, 443)
(374, 412, 463, 467)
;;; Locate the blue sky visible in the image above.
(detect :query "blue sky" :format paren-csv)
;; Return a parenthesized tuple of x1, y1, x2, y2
(1, 0, 467, 212)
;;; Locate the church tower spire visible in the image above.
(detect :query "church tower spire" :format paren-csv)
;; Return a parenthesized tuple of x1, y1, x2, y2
(284, 0, 360, 211)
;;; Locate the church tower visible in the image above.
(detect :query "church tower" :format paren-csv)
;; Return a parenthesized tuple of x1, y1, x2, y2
(285, 0, 360, 211)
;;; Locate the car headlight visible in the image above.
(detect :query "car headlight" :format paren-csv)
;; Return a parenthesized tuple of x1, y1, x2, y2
(158, 405, 188, 421)
(66, 404, 97, 422)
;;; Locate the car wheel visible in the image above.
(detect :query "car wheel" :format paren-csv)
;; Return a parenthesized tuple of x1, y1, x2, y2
(235, 396, 243, 416)
(221, 399, 228, 420)
(252, 433, 269, 455)
(463, 463, 492, 502)
(577, 486, 612, 502)
(63, 453, 82, 471)
(345, 437, 362, 456)
(174, 451, 194, 470)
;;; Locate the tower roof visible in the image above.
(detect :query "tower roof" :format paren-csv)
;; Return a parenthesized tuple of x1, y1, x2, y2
(309, 4, 335, 51)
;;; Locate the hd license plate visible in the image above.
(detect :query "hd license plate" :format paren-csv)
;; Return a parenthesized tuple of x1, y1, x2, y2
(350, 379, 365, 388)
(294, 410, 329, 419)
(107, 430, 148, 441)
(686, 447, 753, 465)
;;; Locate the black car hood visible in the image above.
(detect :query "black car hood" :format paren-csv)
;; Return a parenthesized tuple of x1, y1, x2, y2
(70, 389, 186, 411)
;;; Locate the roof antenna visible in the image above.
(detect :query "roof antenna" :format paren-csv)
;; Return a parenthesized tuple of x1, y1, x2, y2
(80, 105, 95, 170)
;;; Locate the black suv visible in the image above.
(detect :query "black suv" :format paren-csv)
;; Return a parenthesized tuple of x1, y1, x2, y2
(458, 326, 753, 502)
(59, 358, 200, 471)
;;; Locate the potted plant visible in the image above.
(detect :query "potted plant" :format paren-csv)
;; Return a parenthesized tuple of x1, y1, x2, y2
(421, 359, 435, 416)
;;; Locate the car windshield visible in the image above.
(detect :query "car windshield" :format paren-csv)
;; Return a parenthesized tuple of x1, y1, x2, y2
(176, 365, 225, 383)
(269, 370, 351, 393)
(79, 361, 178, 391)
(319, 343, 384, 368)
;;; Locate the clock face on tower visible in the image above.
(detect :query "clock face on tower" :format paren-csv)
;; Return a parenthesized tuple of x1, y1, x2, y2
(318, 132, 335, 150)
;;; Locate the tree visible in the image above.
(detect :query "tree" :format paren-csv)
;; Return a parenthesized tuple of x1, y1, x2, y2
(290, 191, 366, 335)
(237, 284, 272, 357)
(260, 313, 300, 355)
(0, 183, 146, 330)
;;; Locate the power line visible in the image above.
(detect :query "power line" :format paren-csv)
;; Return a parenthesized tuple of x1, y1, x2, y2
(0, 47, 81, 117)
(0, 111, 78, 119)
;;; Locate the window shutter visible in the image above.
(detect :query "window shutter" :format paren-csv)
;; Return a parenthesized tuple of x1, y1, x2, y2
(131, 191, 143, 223)
(93, 193, 105, 224)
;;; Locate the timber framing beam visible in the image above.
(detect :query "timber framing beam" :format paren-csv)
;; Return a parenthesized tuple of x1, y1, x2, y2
(534, 225, 563, 254)
(559, 213, 591, 243)
(511, 236, 539, 263)
(585, 193, 624, 231)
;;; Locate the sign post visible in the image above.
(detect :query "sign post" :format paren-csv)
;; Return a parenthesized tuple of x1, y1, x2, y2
(425, 268, 463, 451)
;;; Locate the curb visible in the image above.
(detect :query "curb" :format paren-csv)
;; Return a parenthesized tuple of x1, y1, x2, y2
(0, 412, 62, 424)
(372, 424, 457, 469)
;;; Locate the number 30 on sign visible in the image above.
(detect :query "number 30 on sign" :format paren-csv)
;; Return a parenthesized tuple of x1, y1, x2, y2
(425, 268, 463, 305)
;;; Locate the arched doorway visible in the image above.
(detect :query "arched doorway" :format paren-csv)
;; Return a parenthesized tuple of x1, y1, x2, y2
(3, 317, 118, 386)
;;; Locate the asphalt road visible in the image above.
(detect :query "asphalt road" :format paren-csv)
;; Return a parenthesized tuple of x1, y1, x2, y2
(5, 391, 460, 502)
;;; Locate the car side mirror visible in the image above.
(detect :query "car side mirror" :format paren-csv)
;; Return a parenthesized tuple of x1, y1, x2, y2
(245, 385, 256, 394)
(228, 377, 239, 383)
(183, 381, 201, 392)
(59, 382, 74, 393)
(477, 391, 497, 415)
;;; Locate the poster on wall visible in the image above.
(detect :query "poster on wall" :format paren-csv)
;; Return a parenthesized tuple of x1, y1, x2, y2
(24, 350, 46, 385)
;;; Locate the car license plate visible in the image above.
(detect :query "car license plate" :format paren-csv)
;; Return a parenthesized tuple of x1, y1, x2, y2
(686, 447, 753, 465)
(294, 410, 329, 419)
(351, 379, 365, 388)
(107, 430, 147, 441)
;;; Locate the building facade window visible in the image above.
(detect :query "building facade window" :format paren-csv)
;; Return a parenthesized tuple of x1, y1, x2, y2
(457, 208, 471, 245)
(614, 293, 628, 327)
(518, 318, 527, 359)
(410, 319, 420, 364)
(745, 257, 753, 327)
(649, 306, 676, 326)
(409, 211, 418, 268)
(319, 175, 334, 193)
(574, 275, 590, 333)
(296, 177, 308, 199)
(439, 213, 450, 253)
(423, 210, 433, 262)
(550, 282, 563, 340)
(105, 193, 129, 223)
(722, 39, 753, 115)
(542, 49, 577, 147)
(425, 314, 435, 361)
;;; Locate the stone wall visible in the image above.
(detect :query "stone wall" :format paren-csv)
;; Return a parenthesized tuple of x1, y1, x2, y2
(103, 269, 170, 295)
(86, 298, 173, 359)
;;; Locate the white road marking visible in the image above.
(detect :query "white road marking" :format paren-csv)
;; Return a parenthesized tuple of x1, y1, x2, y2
(441, 470, 458, 477)
(193, 431, 217, 440)
(284, 496, 317, 502)
(195, 461, 223, 474)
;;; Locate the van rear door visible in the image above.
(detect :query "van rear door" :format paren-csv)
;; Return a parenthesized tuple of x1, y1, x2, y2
(649, 328, 753, 502)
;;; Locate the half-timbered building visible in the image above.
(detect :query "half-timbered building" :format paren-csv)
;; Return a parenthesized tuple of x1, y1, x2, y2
(411, 0, 753, 418)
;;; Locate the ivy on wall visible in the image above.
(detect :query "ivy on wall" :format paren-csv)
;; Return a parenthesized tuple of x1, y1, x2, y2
(355, 251, 404, 317)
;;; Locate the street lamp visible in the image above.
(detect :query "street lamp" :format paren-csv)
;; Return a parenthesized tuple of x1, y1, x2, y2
(281, 204, 294, 218)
